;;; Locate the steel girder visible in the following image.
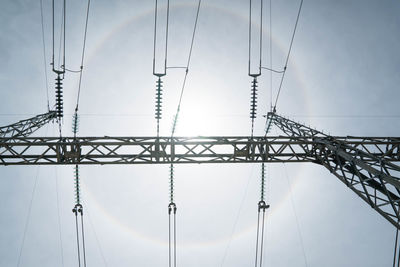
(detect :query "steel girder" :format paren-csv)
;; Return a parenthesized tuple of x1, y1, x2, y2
(267, 112, 400, 228)
(0, 110, 400, 228)
(0, 136, 398, 165)
(0, 111, 57, 138)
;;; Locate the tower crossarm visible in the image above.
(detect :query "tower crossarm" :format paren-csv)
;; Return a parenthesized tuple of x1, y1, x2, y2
(0, 136, 397, 165)
(267, 112, 400, 228)
(0, 111, 57, 138)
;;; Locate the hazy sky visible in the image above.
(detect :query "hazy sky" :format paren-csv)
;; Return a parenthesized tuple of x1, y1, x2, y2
(1, 0, 400, 266)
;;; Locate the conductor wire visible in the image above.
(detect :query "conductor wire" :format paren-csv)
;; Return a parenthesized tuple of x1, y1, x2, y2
(171, 0, 202, 137)
(39, 0, 50, 110)
(51, 0, 66, 73)
(273, 0, 303, 110)
(254, 163, 269, 267)
(153, 0, 170, 136)
(248, 0, 263, 137)
(75, 0, 91, 112)
(152, 0, 170, 76)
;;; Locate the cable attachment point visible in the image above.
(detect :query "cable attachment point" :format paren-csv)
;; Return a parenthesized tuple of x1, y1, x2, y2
(258, 200, 270, 212)
(168, 202, 177, 215)
(72, 203, 83, 215)
(250, 77, 258, 120)
(155, 77, 163, 120)
(55, 73, 64, 120)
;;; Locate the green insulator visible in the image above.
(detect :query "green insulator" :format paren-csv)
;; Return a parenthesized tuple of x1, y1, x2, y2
(250, 77, 258, 120)
(169, 164, 174, 203)
(72, 113, 79, 134)
(74, 165, 81, 205)
(155, 78, 163, 120)
(261, 163, 265, 201)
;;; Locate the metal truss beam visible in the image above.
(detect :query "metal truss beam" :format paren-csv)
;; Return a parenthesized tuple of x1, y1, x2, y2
(0, 136, 398, 166)
(267, 112, 400, 229)
(0, 111, 57, 138)
(0, 111, 399, 228)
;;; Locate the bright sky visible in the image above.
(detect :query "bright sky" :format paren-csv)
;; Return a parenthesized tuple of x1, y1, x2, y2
(1, 0, 400, 266)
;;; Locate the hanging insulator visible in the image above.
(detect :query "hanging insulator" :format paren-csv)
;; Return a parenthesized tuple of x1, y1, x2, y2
(72, 113, 79, 135)
(55, 74, 63, 120)
(74, 165, 81, 205)
(169, 164, 174, 203)
(261, 163, 265, 201)
(250, 77, 258, 120)
(155, 78, 163, 120)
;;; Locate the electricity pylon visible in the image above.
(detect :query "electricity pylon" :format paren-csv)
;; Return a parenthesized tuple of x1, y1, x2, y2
(0, 112, 399, 228)
(0, 111, 56, 138)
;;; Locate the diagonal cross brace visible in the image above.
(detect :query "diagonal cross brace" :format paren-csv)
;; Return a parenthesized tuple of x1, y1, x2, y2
(0, 111, 57, 138)
(267, 112, 400, 229)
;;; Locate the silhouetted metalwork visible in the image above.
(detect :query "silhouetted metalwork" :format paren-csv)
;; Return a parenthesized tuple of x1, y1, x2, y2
(0, 111, 56, 138)
(267, 112, 400, 229)
(1, 112, 400, 229)
(0, 135, 398, 165)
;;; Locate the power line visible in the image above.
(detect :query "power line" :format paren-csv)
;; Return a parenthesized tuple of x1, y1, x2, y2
(220, 165, 255, 267)
(54, 166, 65, 267)
(17, 166, 41, 267)
(269, 0, 273, 111)
(273, 0, 304, 110)
(52, 0, 66, 73)
(75, 0, 91, 112)
(86, 207, 108, 267)
(16, 124, 49, 267)
(171, 0, 202, 137)
(283, 163, 308, 267)
(39, 0, 50, 110)
(152, 0, 170, 76)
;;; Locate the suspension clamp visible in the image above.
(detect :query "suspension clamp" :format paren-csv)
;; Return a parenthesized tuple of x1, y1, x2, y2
(72, 204, 83, 215)
(258, 200, 270, 212)
(168, 202, 177, 215)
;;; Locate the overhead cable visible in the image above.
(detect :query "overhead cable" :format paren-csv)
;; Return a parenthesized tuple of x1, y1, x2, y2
(39, 0, 50, 110)
(16, 125, 50, 267)
(248, 0, 263, 137)
(74, 0, 91, 112)
(254, 163, 270, 267)
(283, 163, 308, 267)
(72, 113, 87, 267)
(153, 0, 170, 137)
(52, 0, 66, 135)
(54, 166, 65, 267)
(171, 0, 202, 137)
(167, 3, 202, 267)
(272, 0, 303, 111)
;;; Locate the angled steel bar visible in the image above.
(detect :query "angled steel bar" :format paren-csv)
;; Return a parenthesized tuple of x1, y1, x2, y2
(0, 136, 316, 165)
(0, 111, 57, 138)
(267, 112, 400, 229)
(0, 112, 399, 228)
(0, 136, 398, 166)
